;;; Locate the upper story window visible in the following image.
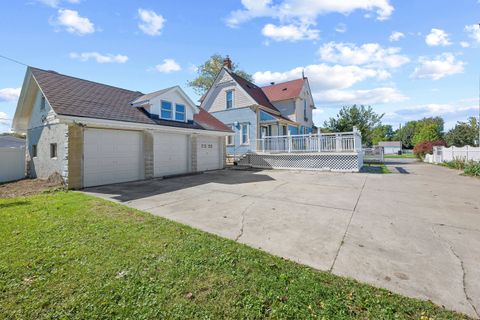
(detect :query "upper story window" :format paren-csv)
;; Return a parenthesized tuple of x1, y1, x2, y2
(303, 99, 308, 120)
(175, 104, 185, 122)
(226, 90, 233, 109)
(161, 101, 172, 119)
(40, 96, 46, 111)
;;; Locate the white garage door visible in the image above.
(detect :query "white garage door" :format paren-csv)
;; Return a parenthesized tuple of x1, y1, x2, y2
(84, 128, 143, 187)
(197, 136, 221, 171)
(154, 132, 189, 177)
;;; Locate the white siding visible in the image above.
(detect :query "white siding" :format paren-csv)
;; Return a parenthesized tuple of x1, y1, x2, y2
(83, 128, 144, 187)
(0, 147, 25, 182)
(294, 83, 314, 129)
(154, 132, 189, 177)
(203, 71, 254, 112)
(197, 136, 221, 171)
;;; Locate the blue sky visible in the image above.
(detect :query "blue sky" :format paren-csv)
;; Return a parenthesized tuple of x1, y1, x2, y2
(1, 0, 479, 132)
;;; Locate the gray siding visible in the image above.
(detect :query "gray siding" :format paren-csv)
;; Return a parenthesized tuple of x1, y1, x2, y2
(203, 71, 254, 112)
(271, 99, 296, 121)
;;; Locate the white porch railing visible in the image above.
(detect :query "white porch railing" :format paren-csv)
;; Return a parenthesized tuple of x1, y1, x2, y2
(256, 129, 362, 154)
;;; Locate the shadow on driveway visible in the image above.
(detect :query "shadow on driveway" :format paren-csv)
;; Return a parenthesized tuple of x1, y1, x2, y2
(83, 169, 275, 202)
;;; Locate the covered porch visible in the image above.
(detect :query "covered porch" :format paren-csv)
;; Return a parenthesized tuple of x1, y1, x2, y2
(239, 128, 364, 172)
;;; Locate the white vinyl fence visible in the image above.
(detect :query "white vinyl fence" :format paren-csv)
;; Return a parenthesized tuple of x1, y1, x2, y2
(0, 147, 26, 183)
(429, 146, 480, 163)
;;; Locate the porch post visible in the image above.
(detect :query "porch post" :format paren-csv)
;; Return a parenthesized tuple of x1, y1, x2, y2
(335, 133, 342, 152)
(261, 133, 265, 153)
(288, 131, 292, 153)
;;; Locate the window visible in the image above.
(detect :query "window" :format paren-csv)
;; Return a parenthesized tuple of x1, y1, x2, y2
(226, 125, 234, 145)
(32, 144, 37, 158)
(40, 96, 46, 111)
(175, 104, 185, 122)
(161, 101, 172, 119)
(303, 99, 307, 120)
(50, 143, 57, 158)
(226, 90, 233, 109)
(240, 124, 249, 145)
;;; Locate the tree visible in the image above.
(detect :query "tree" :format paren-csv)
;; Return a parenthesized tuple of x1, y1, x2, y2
(188, 54, 253, 96)
(371, 125, 394, 146)
(394, 121, 417, 149)
(445, 117, 479, 147)
(412, 117, 444, 146)
(322, 105, 384, 146)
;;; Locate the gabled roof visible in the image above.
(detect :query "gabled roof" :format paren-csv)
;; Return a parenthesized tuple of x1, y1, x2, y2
(261, 78, 305, 102)
(131, 87, 175, 106)
(24, 67, 230, 132)
(226, 69, 280, 114)
(194, 107, 232, 131)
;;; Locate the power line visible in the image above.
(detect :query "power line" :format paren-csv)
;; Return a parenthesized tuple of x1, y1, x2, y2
(0, 54, 29, 67)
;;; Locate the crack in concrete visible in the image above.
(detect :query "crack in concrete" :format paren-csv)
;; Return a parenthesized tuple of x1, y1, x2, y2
(329, 176, 368, 272)
(431, 225, 479, 319)
(235, 201, 255, 242)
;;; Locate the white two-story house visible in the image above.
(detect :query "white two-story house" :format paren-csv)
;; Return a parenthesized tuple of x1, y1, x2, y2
(200, 57, 316, 155)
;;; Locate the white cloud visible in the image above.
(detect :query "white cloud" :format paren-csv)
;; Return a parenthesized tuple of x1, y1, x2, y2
(318, 42, 409, 69)
(464, 24, 480, 43)
(36, 0, 80, 8)
(262, 22, 319, 41)
(411, 53, 465, 80)
(69, 52, 128, 64)
(335, 23, 347, 33)
(137, 8, 165, 36)
(425, 28, 451, 46)
(0, 112, 11, 126)
(317, 87, 407, 105)
(0, 88, 21, 102)
(154, 59, 181, 73)
(226, 0, 394, 27)
(460, 41, 470, 48)
(53, 9, 95, 35)
(389, 31, 404, 42)
(254, 64, 389, 91)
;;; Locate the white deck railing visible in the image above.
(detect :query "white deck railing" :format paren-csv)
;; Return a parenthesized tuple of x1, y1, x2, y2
(256, 129, 362, 154)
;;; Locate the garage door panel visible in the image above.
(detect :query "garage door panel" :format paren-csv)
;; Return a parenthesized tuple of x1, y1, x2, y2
(154, 133, 189, 177)
(197, 136, 221, 171)
(84, 129, 143, 187)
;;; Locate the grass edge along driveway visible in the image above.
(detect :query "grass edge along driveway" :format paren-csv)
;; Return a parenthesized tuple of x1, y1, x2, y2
(0, 192, 470, 319)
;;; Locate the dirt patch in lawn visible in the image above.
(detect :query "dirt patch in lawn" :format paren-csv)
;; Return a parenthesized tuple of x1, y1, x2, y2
(0, 176, 65, 198)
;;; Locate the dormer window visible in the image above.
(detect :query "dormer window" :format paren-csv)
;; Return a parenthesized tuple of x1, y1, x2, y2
(175, 104, 185, 122)
(226, 90, 233, 109)
(161, 101, 172, 119)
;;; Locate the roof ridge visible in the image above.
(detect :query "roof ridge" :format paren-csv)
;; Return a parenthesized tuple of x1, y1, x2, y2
(29, 66, 143, 95)
(260, 78, 305, 88)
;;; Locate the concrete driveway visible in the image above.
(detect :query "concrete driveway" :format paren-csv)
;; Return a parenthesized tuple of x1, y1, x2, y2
(84, 161, 480, 318)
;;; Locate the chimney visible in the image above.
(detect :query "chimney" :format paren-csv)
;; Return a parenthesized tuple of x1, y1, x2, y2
(223, 55, 232, 70)
(270, 82, 275, 85)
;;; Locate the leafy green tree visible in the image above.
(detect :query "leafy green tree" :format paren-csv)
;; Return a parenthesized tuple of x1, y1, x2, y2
(188, 54, 253, 96)
(371, 125, 394, 145)
(322, 105, 384, 146)
(445, 117, 479, 147)
(394, 121, 417, 149)
(412, 117, 444, 146)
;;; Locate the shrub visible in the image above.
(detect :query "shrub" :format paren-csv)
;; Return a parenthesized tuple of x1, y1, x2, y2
(413, 140, 446, 159)
(443, 158, 467, 170)
(464, 161, 480, 176)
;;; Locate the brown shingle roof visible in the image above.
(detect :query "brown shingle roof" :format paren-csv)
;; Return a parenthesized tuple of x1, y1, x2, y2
(261, 78, 305, 102)
(29, 67, 230, 132)
(227, 70, 280, 113)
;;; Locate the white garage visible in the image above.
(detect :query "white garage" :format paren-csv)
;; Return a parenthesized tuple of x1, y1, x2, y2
(197, 136, 222, 171)
(154, 132, 189, 177)
(83, 128, 144, 187)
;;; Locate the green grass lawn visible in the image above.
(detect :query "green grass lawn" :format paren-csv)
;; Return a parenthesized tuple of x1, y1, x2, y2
(384, 153, 416, 159)
(0, 192, 469, 319)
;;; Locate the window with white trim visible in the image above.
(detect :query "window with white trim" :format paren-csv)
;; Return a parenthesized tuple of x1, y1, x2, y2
(226, 90, 233, 109)
(161, 101, 172, 119)
(240, 124, 249, 145)
(175, 104, 185, 122)
(226, 125, 234, 145)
